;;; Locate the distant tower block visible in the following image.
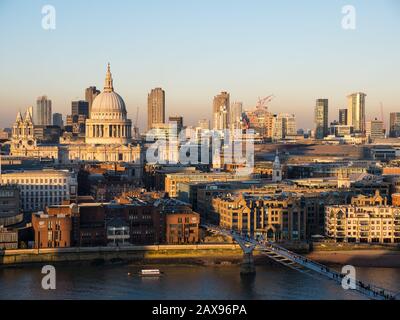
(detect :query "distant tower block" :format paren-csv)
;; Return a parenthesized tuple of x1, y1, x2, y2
(272, 150, 282, 183)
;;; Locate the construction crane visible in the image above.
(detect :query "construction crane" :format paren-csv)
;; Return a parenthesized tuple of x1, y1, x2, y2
(256, 95, 275, 111)
(134, 106, 139, 128)
(380, 102, 385, 124)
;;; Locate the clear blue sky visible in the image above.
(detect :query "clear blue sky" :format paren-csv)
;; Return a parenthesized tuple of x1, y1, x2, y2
(0, 0, 399, 131)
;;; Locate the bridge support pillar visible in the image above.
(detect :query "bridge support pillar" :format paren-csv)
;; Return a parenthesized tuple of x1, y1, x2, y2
(240, 252, 256, 275)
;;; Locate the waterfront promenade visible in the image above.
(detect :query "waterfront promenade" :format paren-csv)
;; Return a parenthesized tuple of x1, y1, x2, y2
(0, 244, 243, 266)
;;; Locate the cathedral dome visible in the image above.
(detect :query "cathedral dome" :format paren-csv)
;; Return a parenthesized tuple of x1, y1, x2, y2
(91, 91, 127, 119)
(90, 63, 127, 120)
(85, 63, 132, 146)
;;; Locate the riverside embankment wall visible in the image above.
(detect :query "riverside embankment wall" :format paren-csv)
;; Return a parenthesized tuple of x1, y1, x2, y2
(0, 244, 246, 266)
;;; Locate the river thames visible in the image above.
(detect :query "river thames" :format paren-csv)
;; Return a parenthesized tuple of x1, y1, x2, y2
(1, 263, 399, 300)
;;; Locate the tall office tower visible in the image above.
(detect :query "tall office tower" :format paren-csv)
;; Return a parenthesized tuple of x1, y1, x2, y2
(273, 113, 296, 140)
(212, 91, 230, 130)
(85, 86, 100, 118)
(35, 96, 52, 125)
(53, 113, 63, 128)
(283, 114, 297, 136)
(71, 100, 89, 118)
(339, 109, 348, 125)
(230, 101, 243, 129)
(366, 119, 385, 141)
(390, 113, 400, 138)
(314, 99, 329, 139)
(169, 116, 183, 133)
(198, 119, 210, 130)
(347, 92, 367, 133)
(147, 87, 165, 130)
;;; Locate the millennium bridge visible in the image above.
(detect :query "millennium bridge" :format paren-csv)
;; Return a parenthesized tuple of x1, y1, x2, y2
(204, 224, 398, 301)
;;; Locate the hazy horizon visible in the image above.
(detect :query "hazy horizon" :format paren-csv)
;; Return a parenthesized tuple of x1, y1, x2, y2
(0, 0, 399, 132)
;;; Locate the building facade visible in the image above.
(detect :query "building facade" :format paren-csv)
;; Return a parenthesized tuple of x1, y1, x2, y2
(72, 100, 89, 118)
(198, 119, 210, 130)
(230, 101, 243, 130)
(213, 91, 230, 130)
(0, 169, 78, 212)
(389, 112, 400, 138)
(35, 95, 52, 126)
(314, 99, 329, 139)
(212, 193, 307, 241)
(347, 92, 366, 133)
(366, 119, 385, 142)
(164, 172, 254, 198)
(168, 116, 183, 133)
(147, 87, 166, 130)
(85, 86, 101, 118)
(0, 185, 22, 227)
(325, 204, 400, 244)
(0, 226, 18, 249)
(32, 210, 72, 248)
(273, 113, 296, 140)
(339, 109, 348, 125)
(53, 113, 63, 128)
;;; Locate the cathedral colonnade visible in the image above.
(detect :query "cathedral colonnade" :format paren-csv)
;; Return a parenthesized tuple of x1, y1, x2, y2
(86, 123, 132, 139)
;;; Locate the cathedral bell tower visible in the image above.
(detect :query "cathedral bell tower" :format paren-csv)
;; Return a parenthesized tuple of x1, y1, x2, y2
(11, 108, 36, 151)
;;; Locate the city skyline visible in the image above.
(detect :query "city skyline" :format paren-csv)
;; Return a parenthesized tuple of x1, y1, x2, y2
(0, 0, 400, 131)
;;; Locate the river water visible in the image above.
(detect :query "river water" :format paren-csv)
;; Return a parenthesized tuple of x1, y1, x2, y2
(0, 264, 399, 300)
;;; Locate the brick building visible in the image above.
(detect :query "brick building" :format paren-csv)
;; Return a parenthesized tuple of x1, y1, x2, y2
(32, 211, 72, 248)
(31, 194, 201, 248)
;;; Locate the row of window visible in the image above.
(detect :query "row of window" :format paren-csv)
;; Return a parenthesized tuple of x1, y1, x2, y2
(5, 178, 67, 184)
(347, 220, 396, 225)
(343, 232, 398, 237)
(20, 185, 67, 190)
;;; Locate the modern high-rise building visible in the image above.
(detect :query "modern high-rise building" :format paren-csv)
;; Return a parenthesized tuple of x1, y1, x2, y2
(339, 109, 347, 125)
(273, 113, 296, 140)
(53, 113, 64, 128)
(389, 113, 400, 138)
(243, 109, 275, 139)
(230, 101, 243, 129)
(168, 116, 183, 133)
(72, 100, 89, 118)
(213, 91, 230, 130)
(366, 119, 385, 141)
(347, 92, 366, 133)
(35, 95, 52, 125)
(85, 86, 100, 118)
(147, 88, 165, 130)
(314, 99, 329, 139)
(198, 119, 210, 130)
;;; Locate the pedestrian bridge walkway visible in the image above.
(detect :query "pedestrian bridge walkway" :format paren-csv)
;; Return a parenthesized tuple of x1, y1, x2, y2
(204, 224, 397, 300)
